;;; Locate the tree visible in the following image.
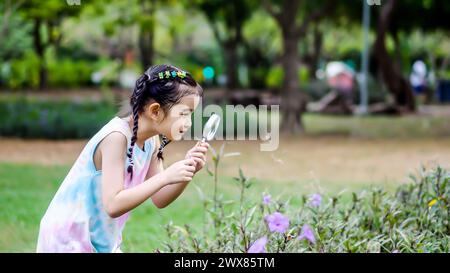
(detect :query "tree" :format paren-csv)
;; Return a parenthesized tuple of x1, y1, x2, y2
(301, 23, 323, 79)
(193, 0, 256, 91)
(136, 0, 157, 70)
(20, 0, 83, 89)
(263, 0, 336, 133)
(0, 0, 32, 61)
(374, 0, 415, 111)
(242, 10, 280, 90)
(373, 0, 450, 111)
(90, 0, 185, 70)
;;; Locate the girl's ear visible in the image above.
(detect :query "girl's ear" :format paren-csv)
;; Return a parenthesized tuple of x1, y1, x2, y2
(144, 102, 164, 122)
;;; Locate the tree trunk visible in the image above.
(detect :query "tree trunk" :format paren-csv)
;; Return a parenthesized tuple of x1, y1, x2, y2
(138, 0, 155, 70)
(139, 29, 154, 70)
(33, 18, 47, 89)
(280, 32, 305, 133)
(374, 0, 415, 111)
(224, 40, 239, 91)
(263, 0, 335, 134)
(244, 43, 270, 89)
(305, 25, 322, 77)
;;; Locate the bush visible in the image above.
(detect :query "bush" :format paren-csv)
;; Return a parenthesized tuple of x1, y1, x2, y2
(0, 97, 117, 139)
(0, 98, 272, 139)
(1, 51, 100, 89)
(48, 59, 95, 88)
(4, 51, 41, 89)
(161, 146, 449, 253)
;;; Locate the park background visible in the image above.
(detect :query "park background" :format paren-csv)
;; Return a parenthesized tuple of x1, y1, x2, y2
(0, 0, 449, 252)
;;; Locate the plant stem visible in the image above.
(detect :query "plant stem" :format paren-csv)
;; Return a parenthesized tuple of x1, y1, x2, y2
(214, 160, 218, 213)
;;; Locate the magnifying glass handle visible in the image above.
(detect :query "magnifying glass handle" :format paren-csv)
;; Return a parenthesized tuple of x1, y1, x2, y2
(193, 137, 206, 148)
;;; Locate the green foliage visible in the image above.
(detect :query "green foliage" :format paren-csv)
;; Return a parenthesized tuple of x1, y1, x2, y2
(0, 97, 267, 140)
(266, 66, 283, 88)
(0, 3, 33, 61)
(3, 51, 41, 89)
(1, 0, 449, 90)
(161, 146, 450, 252)
(4, 48, 43, 89)
(21, 0, 82, 21)
(265, 66, 310, 89)
(0, 97, 116, 139)
(1, 52, 99, 89)
(47, 59, 95, 88)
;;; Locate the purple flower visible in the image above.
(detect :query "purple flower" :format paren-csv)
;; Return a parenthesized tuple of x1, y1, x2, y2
(263, 194, 271, 205)
(265, 212, 290, 233)
(297, 224, 316, 244)
(247, 236, 267, 253)
(308, 193, 322, 207)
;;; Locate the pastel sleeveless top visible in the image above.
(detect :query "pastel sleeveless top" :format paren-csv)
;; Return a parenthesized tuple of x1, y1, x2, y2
(37, 116, 157, 252)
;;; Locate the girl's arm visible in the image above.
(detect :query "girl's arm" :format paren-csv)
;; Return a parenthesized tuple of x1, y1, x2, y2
(148, 138, 208, 209)
(100, 132, 195, 218)
(147, 151, 188, 209)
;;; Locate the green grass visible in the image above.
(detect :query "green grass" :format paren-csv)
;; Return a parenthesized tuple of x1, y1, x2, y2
(0, 164, 67, 252)
(0, 161, 406, 252)
(1, 112, 448, 252)
(303, 113, 450, 138)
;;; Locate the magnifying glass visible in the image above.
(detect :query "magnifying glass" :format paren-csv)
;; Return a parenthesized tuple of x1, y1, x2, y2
(201, 113, 221, 143)
(188, 113, 220, 165)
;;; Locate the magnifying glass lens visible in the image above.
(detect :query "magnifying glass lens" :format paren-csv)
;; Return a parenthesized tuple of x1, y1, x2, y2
(202, 114, 220, 142)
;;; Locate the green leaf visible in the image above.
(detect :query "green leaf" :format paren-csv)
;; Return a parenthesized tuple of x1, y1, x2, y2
(244, 206, 258, 227)
(205, 164, 214, 177)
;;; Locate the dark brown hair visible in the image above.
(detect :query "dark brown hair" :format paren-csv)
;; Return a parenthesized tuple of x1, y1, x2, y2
(125, 64, 203, 178)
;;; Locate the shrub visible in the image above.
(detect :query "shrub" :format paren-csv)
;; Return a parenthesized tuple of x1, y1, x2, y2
(161, 146, 449, 253)
(5, 51, 40, 89)
(0, 97, 117, 139)
(48, 59, 95, 88)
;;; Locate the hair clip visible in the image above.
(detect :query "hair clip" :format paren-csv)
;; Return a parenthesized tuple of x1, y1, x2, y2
(156, 70, 187, 81)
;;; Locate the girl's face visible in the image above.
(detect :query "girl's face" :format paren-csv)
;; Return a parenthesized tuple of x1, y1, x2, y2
(156, 94, 200, 141)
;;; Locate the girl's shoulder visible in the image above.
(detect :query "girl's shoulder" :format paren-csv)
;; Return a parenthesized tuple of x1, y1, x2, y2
(90, 117, 131, 155)
(102, 131, 128, 148)
(104, 117, 132, 141)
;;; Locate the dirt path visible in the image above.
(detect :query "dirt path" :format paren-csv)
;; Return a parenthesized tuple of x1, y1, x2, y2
(1, 136, 449, 185)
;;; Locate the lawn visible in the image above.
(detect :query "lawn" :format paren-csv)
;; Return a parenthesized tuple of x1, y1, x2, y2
(0, 162, 295, 252)
(0, 161, 399, 253)
(1, 112, 449, 252)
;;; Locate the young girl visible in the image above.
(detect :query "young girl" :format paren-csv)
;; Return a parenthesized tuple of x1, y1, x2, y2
(37, 64, 209, 253)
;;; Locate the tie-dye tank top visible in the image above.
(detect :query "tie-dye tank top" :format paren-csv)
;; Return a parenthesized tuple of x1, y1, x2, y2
(37, 116, 157, 253)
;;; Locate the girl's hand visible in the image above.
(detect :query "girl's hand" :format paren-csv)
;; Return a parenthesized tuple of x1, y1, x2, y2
(161, 159, 196, 185)
(185, 141, 209, 173)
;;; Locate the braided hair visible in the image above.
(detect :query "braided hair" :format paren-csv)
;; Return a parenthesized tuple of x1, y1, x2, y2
(126, 64, 203, 179)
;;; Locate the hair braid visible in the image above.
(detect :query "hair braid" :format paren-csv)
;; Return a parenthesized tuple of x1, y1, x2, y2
(157, 134, 171, 160)
(127, 74, 148, 178)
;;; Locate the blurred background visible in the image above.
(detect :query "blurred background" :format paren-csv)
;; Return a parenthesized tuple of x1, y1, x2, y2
(0, 0, 449, 252)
